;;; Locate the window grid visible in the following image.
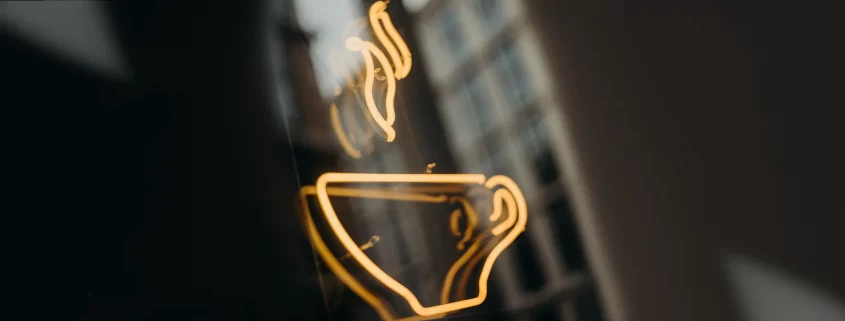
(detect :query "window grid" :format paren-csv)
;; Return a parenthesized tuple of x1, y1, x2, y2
(461, 72, 492, 135)
(490, 142, 510, 175)
(475, 0, 504, 28)
(439, 9, 465, 58)
(494, 43, 533, 109)
(521, 117, 547, 156)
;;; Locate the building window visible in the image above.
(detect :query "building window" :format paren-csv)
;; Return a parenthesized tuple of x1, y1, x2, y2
(477, 142, 508, 176)
(520, 117, 547, 156)
(535, 148, 559, 186)
(460, 73, 492, 134)
(513, 233, 545, 291)
(532, 303, 560, 321)
(493, 43, 532, 109)
(519, 117, 558, 185)
(382, 148, 407, 173)
(490, 143, 510, 175)
(470, 145, 494, 176)
(547, 197, 587, 270)
(479, 158, 495, 177)
(438, 8, 465, 57)
(474, 0, 504, 28)
(575, 287, 607, 321)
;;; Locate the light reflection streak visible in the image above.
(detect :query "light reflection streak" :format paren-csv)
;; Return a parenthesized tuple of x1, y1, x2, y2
(331, 103, 364, 159)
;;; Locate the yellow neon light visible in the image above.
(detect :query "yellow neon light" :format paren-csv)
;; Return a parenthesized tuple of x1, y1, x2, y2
(308, 183, 497, 309)
(339, 235, 380, 260)
(369, 0, 412, 79)
(310, 173, 527, 317)
(440, 234, 485, 305)
(440, 189, 519, 304)
(449, 196, 478, 251)
(360, 235, 381, 251)
(313, 4, 521, 318)
(449, 209, 462, 237)
(489, 188, 518, 236)
(300, 187, 399, 321)
(299, 186, 449, 321)
(346, 36, 397, 142)
(362, 184, 466, 194)
(330, 103, 364, 159)
(456, 238, 498, 300)
(331, 0, 413, 146)
(329, 76, 377, 159)
(323, 185, 449, 203)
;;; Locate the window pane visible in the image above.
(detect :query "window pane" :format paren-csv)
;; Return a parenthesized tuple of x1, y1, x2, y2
(547, 198, 588, 270)
(464, 73, 492, 132)
(440, 9, 464, 57)
(521, 117, 547, 155)
(491, 143, 510, 174)
(495, 43, 532, 108)
(514, 233, 545, 291)
(473, 145, 496, 176)
(476, 0, 503, 28)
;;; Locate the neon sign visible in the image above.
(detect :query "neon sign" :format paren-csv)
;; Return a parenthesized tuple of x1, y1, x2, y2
(299, 173, 527, 320)
(330, 0, 413, 157)
(300, 1, 529, 319)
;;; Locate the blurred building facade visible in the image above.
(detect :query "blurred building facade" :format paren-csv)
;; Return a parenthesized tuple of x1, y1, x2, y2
(412, 0, 601, 320)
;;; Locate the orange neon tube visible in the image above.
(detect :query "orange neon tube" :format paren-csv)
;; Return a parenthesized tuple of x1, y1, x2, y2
(310, 173, 527, 316)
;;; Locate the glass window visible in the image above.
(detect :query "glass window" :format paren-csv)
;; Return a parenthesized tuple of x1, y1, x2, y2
(532, 304, 561, 321)
(536, 149, 559, 185)
(475, 0, 504, 28)
(547, 198, 587, 270)
(490, 142, 510, 174)
(521, 117, 547, 156)
(479, 158, 495, 176)
(471, 142, 510, 176)
(382, 148, 407, 173)
(461, 73, 492, 133)
(494, 43, 532, 108)
(514, 233, 545, 291)
(439, 9, 465, 57)
(520, 117, 559, 185)
(472, 145, 495, 176)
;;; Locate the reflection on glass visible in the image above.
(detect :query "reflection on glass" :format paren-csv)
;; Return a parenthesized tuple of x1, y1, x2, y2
(514, 231, 545, 291)
(490, 143, 511, 176)
(474, 0, 503, 28)
(331, 102, 375, 159)
(493, 42, 532, 108)
(438, 8, 464, 58)
(328, 0, 413, 151)
(461, 73, 492, 134)
(520, 116, 547, 156)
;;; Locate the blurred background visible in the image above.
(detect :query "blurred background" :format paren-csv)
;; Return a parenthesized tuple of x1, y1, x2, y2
(4, 1, 843, 320)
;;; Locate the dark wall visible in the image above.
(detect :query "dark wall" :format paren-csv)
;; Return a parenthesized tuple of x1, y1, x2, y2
(6, 0, 327, 319)
(526, 1, 844, 321)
